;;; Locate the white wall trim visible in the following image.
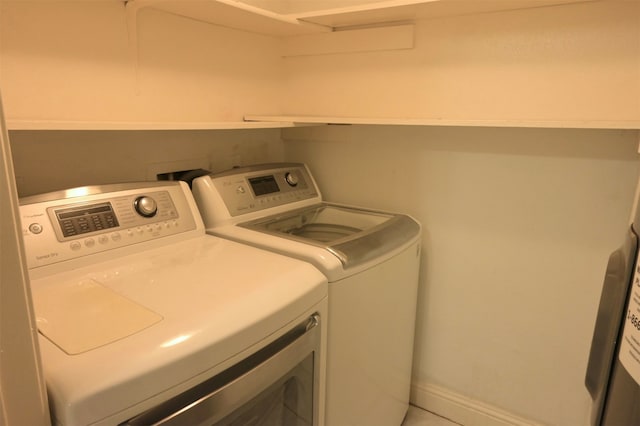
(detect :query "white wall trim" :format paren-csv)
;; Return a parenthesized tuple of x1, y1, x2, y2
(410, 382, 544, 426)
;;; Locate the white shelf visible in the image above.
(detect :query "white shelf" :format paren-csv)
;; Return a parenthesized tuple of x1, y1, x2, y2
(244, 115, 640, 130)
(6, 120, 303, 131)
(133, 0, 331, 37)
(294, 0, 592, 29)
(136, 0, 593, 36)
(15, 116, 637, 132)
(9, 116, 635, 132)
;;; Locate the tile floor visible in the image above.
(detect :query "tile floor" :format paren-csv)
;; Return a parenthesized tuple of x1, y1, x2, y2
(402, 405, 461, 426)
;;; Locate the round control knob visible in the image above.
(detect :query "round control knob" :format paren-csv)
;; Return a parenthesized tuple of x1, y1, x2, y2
(29, 223, 43, 234)
(134, 196, 158, 218)
(285, 172, 299, 187)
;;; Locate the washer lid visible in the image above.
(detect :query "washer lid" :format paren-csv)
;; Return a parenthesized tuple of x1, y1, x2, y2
(240, 203, 420, 269)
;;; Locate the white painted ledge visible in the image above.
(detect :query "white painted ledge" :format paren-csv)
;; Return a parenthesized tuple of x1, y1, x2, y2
(5, 120, 302, 131)
(245, 115, 640, 130)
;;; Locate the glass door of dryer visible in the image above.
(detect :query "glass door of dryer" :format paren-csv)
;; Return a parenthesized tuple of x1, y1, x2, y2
(123, 314, 322, 426)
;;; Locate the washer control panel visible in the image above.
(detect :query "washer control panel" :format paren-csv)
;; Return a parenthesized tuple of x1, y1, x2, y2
(210, 164, 320, 217)
(20, 182, 198, 269)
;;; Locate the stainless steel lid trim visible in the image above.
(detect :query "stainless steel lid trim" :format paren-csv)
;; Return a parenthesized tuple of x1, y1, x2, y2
(328, 215, 420, 269)
(241, 202, 421, 269)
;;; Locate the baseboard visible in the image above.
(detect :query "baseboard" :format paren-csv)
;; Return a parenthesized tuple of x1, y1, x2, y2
(410, 382, 544, 426)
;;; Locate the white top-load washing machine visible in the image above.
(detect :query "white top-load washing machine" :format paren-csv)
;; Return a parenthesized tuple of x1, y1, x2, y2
(19, 181, 328, 426)
(192, 163, 422, 426)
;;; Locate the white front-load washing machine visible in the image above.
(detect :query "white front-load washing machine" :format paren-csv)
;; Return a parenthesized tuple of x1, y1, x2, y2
(192, 163, 422, 426)
(19, 181, 328, 425)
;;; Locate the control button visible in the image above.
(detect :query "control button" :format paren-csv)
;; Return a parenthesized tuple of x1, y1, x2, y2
(84, 238, 95, 248)
(70, 241, 81, 251)
(112, 232, 121, 241)
(29, 223, 43, 234)
(134, 196, 158, 218)
(236, 186, 246, 194)
(285, 172, 299, 187)
(98, 235, 109, 245)
(136, 227, 144, 235)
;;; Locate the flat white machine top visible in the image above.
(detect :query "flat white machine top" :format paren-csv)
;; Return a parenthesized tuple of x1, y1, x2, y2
(192, 163, 421, 281)
(19, 181, 327, 426)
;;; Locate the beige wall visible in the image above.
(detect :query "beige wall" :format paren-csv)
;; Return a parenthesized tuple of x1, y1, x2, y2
(282, 125, 640, 425)
(282, 1, 640, 125)
(9, 129, 284, 197)
(0, 2, 284, 124)
(2, 1, 637, 127)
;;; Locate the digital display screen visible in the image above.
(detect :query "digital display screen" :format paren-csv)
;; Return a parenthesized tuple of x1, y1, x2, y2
(55, 203, 119, 238)
(249, 175, 280, 196)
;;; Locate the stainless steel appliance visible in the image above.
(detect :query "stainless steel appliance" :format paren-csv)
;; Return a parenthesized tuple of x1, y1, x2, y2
(586, 206, 640, 425)
(19, 181, 328, 425)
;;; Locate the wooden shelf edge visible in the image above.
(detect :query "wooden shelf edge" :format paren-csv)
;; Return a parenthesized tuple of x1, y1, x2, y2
(6, 120, 302, 131)
(244, 115, 640, 130)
